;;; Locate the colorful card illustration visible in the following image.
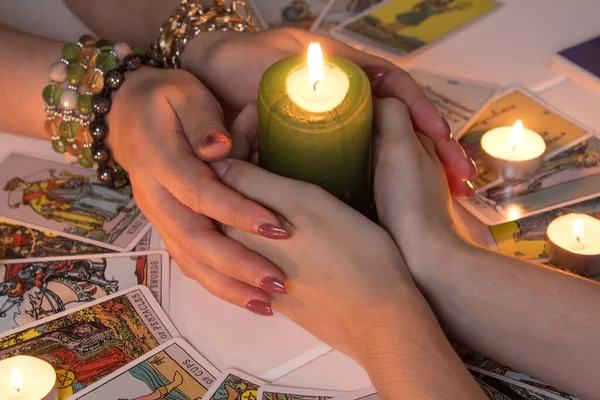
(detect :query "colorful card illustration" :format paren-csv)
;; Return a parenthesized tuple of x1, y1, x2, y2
(458, 88, 595, 192)
(71, 338, 219, 400)
(0, 153, 151, 251)
(469, 368, 560, 400)
(259, 385, 344, 400)
(490, 196, 600, 261)
(0, 250, 169, 332)
(458, 137, 600, 226)
(311, 0, 384, 33)
(0, 286, 178, 400)
(331, 0, 499, 58)
(0, 219, 112, 260)
(331, 387, 380, 400)
(204, 368, 266, 400)
(250, 0, 329, 30)
(410, 69, 499, 137)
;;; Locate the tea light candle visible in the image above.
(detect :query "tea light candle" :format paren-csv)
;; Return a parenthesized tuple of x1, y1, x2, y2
(546, 213, 600, 275)
(258, 42, 372, 213)
(481, 120, 546, 180)
(0, 356, 57, 400)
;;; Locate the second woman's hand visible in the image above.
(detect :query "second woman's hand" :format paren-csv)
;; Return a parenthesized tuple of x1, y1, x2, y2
(108, 67, 289, 314)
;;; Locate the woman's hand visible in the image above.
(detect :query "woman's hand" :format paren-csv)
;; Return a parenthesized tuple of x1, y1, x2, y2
(207, 157, 415, 348)
(372, 96, 465, 275)
(108, 67, 290, 314)
(184, 28, 476, 196)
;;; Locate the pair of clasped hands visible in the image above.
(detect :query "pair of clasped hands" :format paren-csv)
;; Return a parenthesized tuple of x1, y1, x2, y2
(109, 28, 477, 344)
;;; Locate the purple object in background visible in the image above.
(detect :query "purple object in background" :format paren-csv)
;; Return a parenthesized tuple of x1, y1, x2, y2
(558, 35, 600, 78)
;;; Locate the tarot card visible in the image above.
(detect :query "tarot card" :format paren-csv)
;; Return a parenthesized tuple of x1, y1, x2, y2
(458, 88, 595, 192)
(250, 0, 329, 30)
(71, 337, 219, 399)
(458, 137, 600, 225)
(311, 0, 384, 34)
(331, 0, 500, 58)
(458, 346, 579, 400)
(0, 219, 111, 260)
(490, 196, 600, 261)
(470, 370, 559, 400)
(203, 368, 266, 400)
(0, 250, 169, 332)
(0, 153, 151, 251)
(410, 69, 499, 137)
(259, 384, 344, 400)
(332, 387, 380, 400)
(551, 35, 600, 95)
(134, 227, 164, 251)
(0, 285, 178, 400)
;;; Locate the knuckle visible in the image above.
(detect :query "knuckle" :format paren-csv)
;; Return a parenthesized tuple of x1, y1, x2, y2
(180, 182, 205, 213)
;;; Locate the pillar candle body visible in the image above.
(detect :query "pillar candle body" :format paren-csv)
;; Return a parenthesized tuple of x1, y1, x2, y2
(258, 54, 372, 213)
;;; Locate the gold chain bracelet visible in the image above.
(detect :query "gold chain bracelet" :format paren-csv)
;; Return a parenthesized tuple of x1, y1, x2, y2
(156, 0, 259, 69)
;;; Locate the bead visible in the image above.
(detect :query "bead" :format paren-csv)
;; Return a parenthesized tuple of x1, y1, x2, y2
(79, 146, 94, 168)
(92, 95, 112, 115)
(65, 140, 81, 157)
(123, 54, 143, 71)
(95, 39, 114, 51)
(77, 94, 93, 115)
(91, 144, 111, 164)
(133, 46, 145, 56)
(66, 64, 86, 85)
(104, 69, 124, 90)
(82, 69, 104, 94)
(78, 34, 97, 47)
(76, 124, 91, 145)
(60, 89, 79, 110)
(97, 167, 114, 185)
(78, 47, 99, 69)
(52, 136, 67, 153)
(89, 119, 107, 141)
(61, 42, 81, 63)
(49, 61, 68, 82)
(42, 84, 62, 106)
(144, 57, 159, 68)
(96, 51, 118, 73)
(113, 43, 132, 62)
(44, 117, 60, 139)
(59, 120, 79, 140)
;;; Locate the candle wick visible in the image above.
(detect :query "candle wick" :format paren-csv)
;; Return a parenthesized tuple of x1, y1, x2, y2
(313, 80, 320, 92)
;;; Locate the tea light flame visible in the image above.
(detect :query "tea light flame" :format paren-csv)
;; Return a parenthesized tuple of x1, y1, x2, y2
(307, 42, 324, 92)
(574, 218, 585, 249)
(10, 368, 23, 397)
(509, 120, 524, 153)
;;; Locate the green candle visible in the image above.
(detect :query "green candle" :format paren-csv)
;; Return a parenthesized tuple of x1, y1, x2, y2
(258, 43, 372, 213)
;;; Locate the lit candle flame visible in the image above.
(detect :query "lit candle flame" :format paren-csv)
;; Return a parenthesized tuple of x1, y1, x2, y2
(509, 120, 524, 153)
(574, 218, 584, 249)
(10, 368, 23, 398)
(307, 42, 324, 92)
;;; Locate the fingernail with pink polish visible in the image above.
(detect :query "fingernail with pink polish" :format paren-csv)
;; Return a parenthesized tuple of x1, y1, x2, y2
(442, 118, 453, 141)
(246, 300, 273, 316)
(362, 65, 389, 81)
(465, 180, 475, 197)
(199, 133, 231, 158)
(468, 158, 478, 179)
(209, 160, 229, 179)
(258, 223, 290, 239)
(260, 276, 287, 294)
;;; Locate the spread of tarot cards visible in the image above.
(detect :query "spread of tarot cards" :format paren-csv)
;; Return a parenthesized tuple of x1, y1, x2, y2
(0, 3, 597, 400)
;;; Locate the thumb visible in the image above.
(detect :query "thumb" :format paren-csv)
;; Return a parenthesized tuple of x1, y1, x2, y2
(168, 77, 233, 161)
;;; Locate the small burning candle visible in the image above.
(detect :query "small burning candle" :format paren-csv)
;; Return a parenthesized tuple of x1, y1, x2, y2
(481, 120, 546, 180)
(258, 42, 372, 213)
(546, 213, 600, 276)
(0, 356, 57, 400)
